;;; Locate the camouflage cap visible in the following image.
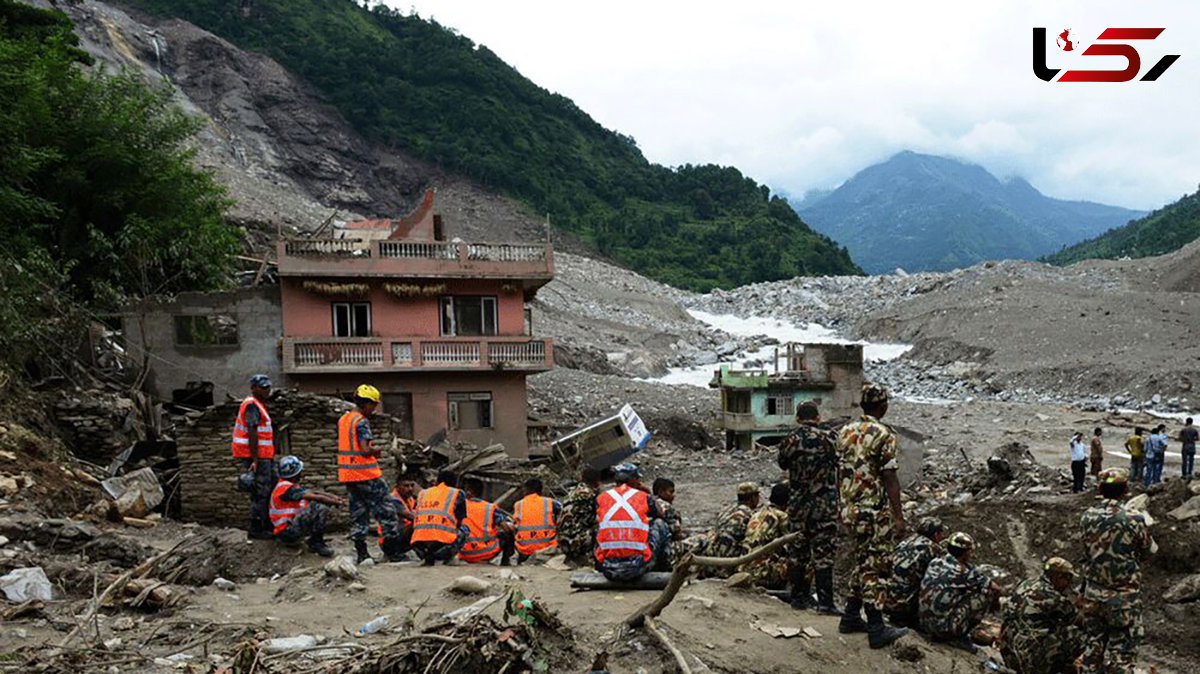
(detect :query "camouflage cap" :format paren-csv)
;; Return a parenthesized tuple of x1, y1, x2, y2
(737, 482, 760, 496)
(860, 382, 890, 405)
(916, 516, 945, 538)
(1098, 467, 1128, 485)
(946, 531, 975, 551)
(1043, 557, 1076, 578)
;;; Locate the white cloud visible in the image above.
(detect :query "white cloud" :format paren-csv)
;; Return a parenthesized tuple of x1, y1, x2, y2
(392, 0, 1198, 210)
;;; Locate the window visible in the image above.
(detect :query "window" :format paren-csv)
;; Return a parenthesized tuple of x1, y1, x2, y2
(174, 314, 238, 346)
(766, 395, 793, 417)
(448, 392, 494, 430)
(333, 302, 371, 337)
(440, 296, 497, 336)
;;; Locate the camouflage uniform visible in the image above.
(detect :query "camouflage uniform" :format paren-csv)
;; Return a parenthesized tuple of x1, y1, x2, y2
(347, 478, 401, 545)
(739, 505, 790, 589)
(837, 414, 899, 610)
(777, 424, 839, 576)
(655, 496, 685, 567)
(1079, 498, 1152, 674)
(918, 552, 993, 640)
(276, 502, 329, 545)
(1000, 572, 1084, 674)
(702, 503, 754, 578)
(885, 532, 944, 625)
(557, 483, 598, 565)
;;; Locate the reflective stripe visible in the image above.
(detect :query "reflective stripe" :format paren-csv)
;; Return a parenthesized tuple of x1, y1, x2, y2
(337, 410, 381, 482)
(232, 396, 274, 459)
(413, 523, 460, 533)
(598, 541, 648, 551)
(269, 480, 307, 534)
(598, 520, 649, 532)
(412, 485, 462, 544)
(594, 486, 650, 563)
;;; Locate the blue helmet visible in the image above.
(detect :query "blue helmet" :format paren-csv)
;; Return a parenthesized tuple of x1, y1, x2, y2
(612, 462, 640, 481)
(278, 455, 304, 479)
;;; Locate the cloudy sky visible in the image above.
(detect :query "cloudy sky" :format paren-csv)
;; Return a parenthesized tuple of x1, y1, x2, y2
(394, 0, 1197, 210)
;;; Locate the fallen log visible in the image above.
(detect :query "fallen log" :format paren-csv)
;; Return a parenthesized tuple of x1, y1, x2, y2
(569, 571, 674, 590)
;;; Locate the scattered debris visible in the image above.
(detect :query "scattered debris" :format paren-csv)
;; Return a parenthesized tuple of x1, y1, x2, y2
(1167, 495, 1200, 521)
(324, 555, 361, 582)
(213, 577, 237, 591)
(1165, 574, 1200, 604)
(448, 575, 493, 595)
(356, 615, 390, 636)
(751, 620, 802, 639)
(0, 566, 52, 602)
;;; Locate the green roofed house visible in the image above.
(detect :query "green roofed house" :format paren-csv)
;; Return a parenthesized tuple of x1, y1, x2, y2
(711, 343, 864, 451)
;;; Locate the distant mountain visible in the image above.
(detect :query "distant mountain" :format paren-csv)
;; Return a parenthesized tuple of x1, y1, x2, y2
(797, 151, 1145, 273)
(1043, 188, 1200, 266)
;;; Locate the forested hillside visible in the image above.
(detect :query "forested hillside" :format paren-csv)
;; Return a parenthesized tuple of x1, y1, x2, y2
(1044, 188, 1200, 266)
(116, 0, 860, 289)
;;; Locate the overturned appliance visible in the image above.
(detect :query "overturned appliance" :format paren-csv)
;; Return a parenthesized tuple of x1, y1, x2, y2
(550, 404, 651, 470)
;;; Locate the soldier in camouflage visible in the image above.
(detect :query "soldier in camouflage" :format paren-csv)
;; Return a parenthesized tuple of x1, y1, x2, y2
(1079, 468, 1153, 674)
(837, 383, 908, 648)
(777, 401, 841, 613)
(999, 557, 1085, 674)
(918, 532, 1001, 653)
(652, 477, 684, 570)
(557, 467, 602, 567)
(740, 483, 791, 590)
(885, 516, 946, 627)
(700, 482, 759, 578)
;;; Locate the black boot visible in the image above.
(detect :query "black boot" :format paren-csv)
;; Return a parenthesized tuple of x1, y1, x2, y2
(354, 539, 371, 565)
(839, 596, 867, 634)
(814, 568, 841, 615)
(308, 537, 334, 558)
(787, 566, 811, 610)
(865, 605, 908, 649)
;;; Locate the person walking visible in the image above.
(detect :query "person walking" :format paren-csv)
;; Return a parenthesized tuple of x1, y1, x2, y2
(1069, 433, 1088, 493)
(1089, 428, 1104, 477)
(1125, 428, 1145, 483)
(1180, 418, 1198, 480)
(231, 374, 276, 539)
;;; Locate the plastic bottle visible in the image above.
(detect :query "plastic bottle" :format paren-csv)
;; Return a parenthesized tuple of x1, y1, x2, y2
(357, 615, 390, 636)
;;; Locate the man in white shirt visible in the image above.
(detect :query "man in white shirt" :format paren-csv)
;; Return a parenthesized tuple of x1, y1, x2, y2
(1069, 433, 1087, 493)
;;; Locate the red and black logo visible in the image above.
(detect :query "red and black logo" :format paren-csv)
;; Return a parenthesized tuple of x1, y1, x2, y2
(1033, 27, 1180, 82)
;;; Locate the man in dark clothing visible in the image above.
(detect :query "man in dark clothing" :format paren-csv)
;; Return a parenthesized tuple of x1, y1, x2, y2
(1181, 418, 1198, 479)
(233, 374, 276, 539)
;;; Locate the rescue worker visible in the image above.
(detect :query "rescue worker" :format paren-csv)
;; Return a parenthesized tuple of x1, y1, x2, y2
(231, 374, 276, 539)
(558, 467, 602, 566)
(918, 532, 1001, 652)
(837, 383, 908, 648)
(377, 476, 420, 558)
(739, 482, 791, 590)
(459, 476, 515, 565)
(701, 482, 760, 578)
(885, 516, 946, 628)
(513, 478, 561, 562)
(777, 400, 840, 613)
(595, 463, 668, 582)
(337, 384, 404, 564)
(652, 477, 684, 570)
(268, 455, 345, 557)
(411, 470, 469, 565)
(1079, 468, 1153, 673)
(999, 557, 1085, 674)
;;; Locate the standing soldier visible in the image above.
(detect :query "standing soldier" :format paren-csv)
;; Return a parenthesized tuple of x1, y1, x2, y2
(231, 374, 276, 539)
(777, 401, 840, 613)
(739, 483, 791, 590)
(338, 384, 404, 564)
(1080, 468, 1153, 673)
(885, 516, 946, 628)
(837, 383, 908, 648)
(701, 483, 759, 578)
(558, 467, 602, 566)
(999, 557, 1085, 674)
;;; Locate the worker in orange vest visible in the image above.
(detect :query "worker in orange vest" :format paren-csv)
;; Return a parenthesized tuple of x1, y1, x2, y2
(376, 476, 421, 556)
(595, 463, 669, 581)
(232, 374, 276, 539)
(269, 455, 346, 557)
(338, 384, 404, 564)
(513, 478, 562, 563)
(459, 476, 515, 565)
(411, 470, 469, 565)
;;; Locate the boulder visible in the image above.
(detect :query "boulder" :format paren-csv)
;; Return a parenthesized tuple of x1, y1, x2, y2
(1167, 495, 1200, 521)
(1165, 574, 1200, 604)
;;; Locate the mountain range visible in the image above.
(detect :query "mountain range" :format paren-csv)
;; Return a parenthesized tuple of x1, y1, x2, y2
(795, 151, 1145, 274)
(1043, 188, 1200, 266)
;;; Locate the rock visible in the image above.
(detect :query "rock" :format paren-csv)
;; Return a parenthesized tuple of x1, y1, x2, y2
(1167, 495, 1200, 521)
(0, 477, 19, 497)
(0, 567, 52, 602)
(725, 572, 752, 588)
(111, 616, 136, 631)
(544, 555, 570, 571)
(323, 556, 361, 581)
(348, 582, 367, 592)
(212, 577, 237, 591)
(497, 569, 520, 581)
(1165, 574, 1200, 603)
(447, 576, 492, 594)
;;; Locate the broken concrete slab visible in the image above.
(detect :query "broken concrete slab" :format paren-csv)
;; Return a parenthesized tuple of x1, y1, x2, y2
(1167, 495, 1200, 521)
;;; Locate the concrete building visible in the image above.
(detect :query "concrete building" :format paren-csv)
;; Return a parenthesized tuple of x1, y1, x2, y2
(712, 343, 864, 451)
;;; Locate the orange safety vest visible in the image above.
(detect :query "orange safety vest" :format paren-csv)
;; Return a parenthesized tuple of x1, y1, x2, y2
(594, 485, 651, 563)
(513, 494, 557, 555)
(377, 492, 417, 545)
(268, 480, 307, 535)
(459, 498, 501, 562)
(231, 396, 274, 459)
(411, 483, 463, 544)
(337, 410, 381, 483)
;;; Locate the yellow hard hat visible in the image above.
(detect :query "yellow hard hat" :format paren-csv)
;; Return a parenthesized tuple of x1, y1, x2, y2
(355, 384, 381, 403)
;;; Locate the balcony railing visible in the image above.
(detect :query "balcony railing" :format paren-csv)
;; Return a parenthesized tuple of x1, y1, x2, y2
(277, 238, 554, 281)
(283, 336, 553, 373)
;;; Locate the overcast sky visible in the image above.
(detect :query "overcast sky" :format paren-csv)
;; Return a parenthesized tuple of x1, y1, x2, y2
(392, 0, 1197, 210)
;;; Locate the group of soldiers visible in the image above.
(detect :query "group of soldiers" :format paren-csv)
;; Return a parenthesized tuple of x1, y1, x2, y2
(233, 374, 1155, 672)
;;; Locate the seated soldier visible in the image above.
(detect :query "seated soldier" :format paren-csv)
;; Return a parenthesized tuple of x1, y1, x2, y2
(411, 470, 470, 566)
(701, 482, 760, 578)
(918, 532, 1002, 653)
(377, 476, 420, 557)
(885, 517, 946, 627)
(652, 477, 684, 571)
(459, 476, 515, 565)
(595, 463, 669, 582)
(739, 483, 791, 590)
(999, 557, 1085, 674)
(513, 478, 562, 563)
(558, 467, 602, 566)
(269, 455, 346, 557)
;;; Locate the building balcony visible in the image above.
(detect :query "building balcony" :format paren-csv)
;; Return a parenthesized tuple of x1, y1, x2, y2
(277, 239, 554, 288)
(717, 411, 792, 433)
(281, 336, 554, 374)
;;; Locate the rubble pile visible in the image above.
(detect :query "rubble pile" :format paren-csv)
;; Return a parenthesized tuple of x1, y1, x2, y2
(52, 390, 143, 463)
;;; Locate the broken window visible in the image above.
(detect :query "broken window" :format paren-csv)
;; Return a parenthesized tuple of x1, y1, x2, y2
(448, 392, 494, 430)
(174, 314, 238, 346)
(765, 395, 793, 417)
(332, 302, 371, 337)
(440, 296, 497, 337)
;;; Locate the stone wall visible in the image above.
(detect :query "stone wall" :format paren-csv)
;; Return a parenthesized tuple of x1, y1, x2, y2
(176, 390, 404, 529)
